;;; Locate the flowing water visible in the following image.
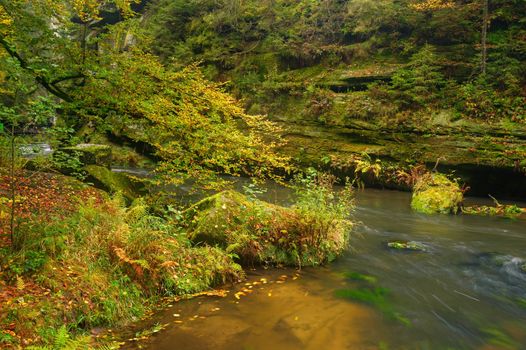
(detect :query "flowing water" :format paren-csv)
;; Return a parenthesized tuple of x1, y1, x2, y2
(123, 186, 526, 350)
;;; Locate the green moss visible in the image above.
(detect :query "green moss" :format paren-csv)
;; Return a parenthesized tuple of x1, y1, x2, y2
(482, 328, 520, 349)
(462, 204, 524, 219)
(387, 241, 426, 252)
(411, 173, 463, 215)
(84, 165, 145, 201)
(343, 271, 378, 284)
(335, 287, 411, 326)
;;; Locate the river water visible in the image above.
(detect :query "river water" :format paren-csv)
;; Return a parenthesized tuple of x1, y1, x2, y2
(124, 187, 526, 350)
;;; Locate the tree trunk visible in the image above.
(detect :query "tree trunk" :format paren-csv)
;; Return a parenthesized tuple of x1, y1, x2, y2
(481, 0, 489, 75)
(9, 123, 15, 247)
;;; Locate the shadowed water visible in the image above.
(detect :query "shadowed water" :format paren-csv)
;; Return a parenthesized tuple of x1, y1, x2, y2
(124, 187, 526, 350)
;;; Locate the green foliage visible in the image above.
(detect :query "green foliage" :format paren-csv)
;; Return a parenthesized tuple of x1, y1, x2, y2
(146, 0, 525, 125)
(457, 79, 526, 122)
(27, 326, 91, 350)
(185, 170, 353, 267)
(0, 194, 243, 346)
(388, 45, 447, 108)
(51, 151, 86, 181)
(74, 47, 290, 187)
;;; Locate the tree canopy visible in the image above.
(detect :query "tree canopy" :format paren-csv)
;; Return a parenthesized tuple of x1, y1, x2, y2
(0, 0, 290, 186)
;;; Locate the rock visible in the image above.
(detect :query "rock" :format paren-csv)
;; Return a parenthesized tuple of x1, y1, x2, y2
(387, 241, 426, 252)
(183, 190, 351, 266)
(84, 165, 145, 201)
(411, 173, 463, 214)
(62, 144, 112, 167)
(521, 263, 526, 274)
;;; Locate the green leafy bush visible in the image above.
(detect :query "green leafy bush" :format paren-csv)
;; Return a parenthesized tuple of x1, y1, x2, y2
(457, 80, 526, 122)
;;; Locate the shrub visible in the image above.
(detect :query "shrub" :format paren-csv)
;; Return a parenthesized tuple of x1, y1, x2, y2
(457, 80, 526, 122)
(184, 169, 354, 267)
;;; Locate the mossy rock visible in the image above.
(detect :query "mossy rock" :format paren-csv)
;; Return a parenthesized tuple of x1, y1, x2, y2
(62, 144, 112, 167)
(411, 173, 463, 214)
(84, 165, 145, 201)
(183, 190, 351, 267)
(387, 241, 426, 252)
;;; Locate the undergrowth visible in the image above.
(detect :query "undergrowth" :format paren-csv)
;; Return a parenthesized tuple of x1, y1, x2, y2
(0, 194, 242, 348)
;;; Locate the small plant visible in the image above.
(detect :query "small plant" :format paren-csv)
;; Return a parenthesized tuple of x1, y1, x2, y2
(242, 181, 267, 201)
(27, 326, 91, 350)
(51, 150, 87, 181)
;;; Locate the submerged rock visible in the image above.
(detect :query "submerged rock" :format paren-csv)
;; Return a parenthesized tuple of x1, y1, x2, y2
(386, 241, 426, 252)
(183, 190, 352, 267)
(411, 173, 463, 214)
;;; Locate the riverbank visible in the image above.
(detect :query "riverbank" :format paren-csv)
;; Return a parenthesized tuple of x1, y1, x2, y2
(0, 170, 352, 348)
(119, 188, 526, 350)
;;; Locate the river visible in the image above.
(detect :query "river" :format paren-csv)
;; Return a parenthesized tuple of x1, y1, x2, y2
(121, 186, 526, 350)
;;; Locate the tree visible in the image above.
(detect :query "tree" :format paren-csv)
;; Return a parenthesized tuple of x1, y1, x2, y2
(389, 44, 447, 108)
(0, 0, 290, 190)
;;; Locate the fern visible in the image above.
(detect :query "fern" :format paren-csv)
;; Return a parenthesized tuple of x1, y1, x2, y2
(26, 326, 91, 350)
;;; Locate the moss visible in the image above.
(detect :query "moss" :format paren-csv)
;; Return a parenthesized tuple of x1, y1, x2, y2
(387, 241, 426, 252)
(343, 271, 378, 284)
(183, 190, 351, 267)
(411, 173, 463, 215)
(462, 204, 524, 219)
(62, 144, 112, 167)
(84, 165, 145, 201)
(334, 287, 411, 326)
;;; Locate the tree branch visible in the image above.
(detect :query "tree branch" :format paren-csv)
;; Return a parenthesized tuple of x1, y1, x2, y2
(0, 36, 74, 102)
(50, 74, 86, 85)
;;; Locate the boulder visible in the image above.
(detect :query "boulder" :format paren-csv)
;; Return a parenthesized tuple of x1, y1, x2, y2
(411, 173, 463, 214)
(183, 190, 351, 267)
(62, 144, 112, 167)
(84, 165, 145, 201)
